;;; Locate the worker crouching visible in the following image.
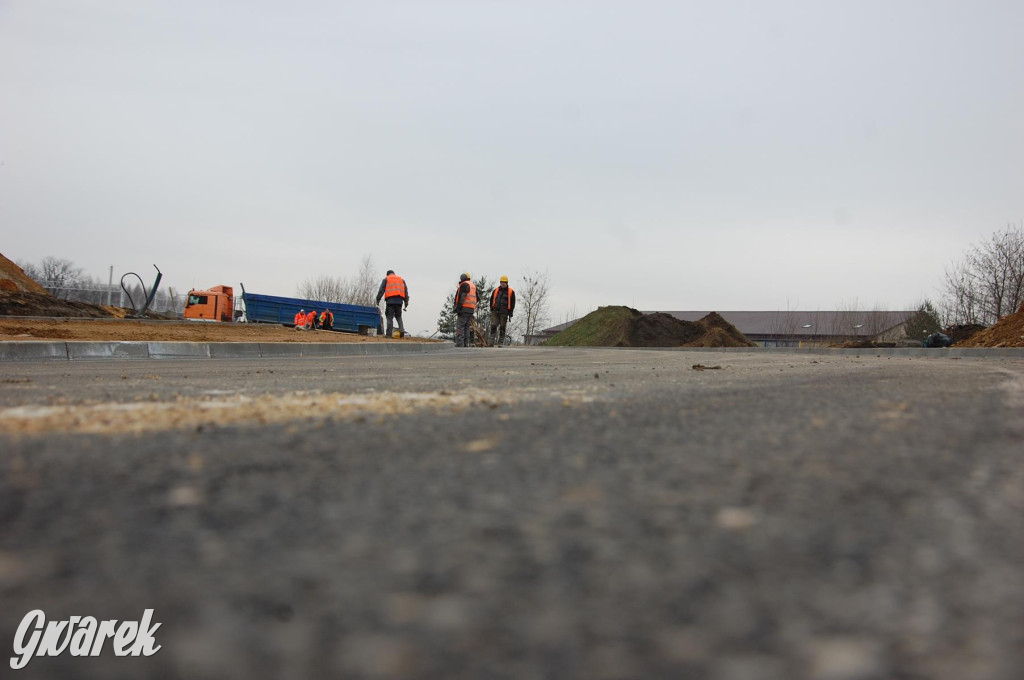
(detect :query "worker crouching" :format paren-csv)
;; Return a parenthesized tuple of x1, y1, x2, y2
(319, 308, 334, 331)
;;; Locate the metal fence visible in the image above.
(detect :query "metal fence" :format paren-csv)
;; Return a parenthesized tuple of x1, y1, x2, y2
(39, 282, 184, 315)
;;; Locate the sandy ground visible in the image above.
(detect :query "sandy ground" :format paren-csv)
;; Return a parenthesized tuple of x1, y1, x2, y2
(0, 318, 435, 343)
(0, 388, 533, 435)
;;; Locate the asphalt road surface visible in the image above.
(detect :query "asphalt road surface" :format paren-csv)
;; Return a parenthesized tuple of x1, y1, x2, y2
(1, 349, 1023, 679)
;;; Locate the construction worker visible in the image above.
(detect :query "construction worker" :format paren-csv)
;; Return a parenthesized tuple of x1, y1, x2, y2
(375, 269, 409, 338)
(294, 309, 309, 330)
(306, 309, 318, 330)
(319, 308, 334, 331)
(453, 272, 477, 347)
(489, 275, 516, 346)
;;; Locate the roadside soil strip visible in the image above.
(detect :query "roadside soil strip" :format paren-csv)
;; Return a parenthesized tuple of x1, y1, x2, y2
(0, 318, 435, 344)
(0, 387, 607, 436)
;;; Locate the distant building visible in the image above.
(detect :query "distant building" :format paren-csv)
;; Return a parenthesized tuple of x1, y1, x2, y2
(531, 310, 917, 347)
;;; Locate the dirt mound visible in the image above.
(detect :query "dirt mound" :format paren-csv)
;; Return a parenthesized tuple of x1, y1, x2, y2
(955, 306, 1024, 347)
(943, 324, 987, 345)
(0, 253, 48, 295)
(0, 290, 117, 318)
(629, 312, 705, 346)
(0, 291, 176, 320)
(545, 306, 755, 348)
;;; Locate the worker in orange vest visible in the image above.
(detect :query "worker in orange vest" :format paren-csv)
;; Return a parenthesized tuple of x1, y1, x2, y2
(453, 272, 477, 347)
(294, 309, 309, 330)
(489, 275, 516, 346)
(319, 309, 333, 331)
(375, 269, 409, 338)
(306, 309, 318, 330)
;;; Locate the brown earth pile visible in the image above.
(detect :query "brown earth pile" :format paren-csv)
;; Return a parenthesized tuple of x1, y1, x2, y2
(955, 304, 1024, 347)
(629, 313, 705, 346)
(546, 306, 755, 347)
(0, 290, 120, 318)
(628, 312, 755, 347)
(0, 290, 176, 319)
(0, 253, 48, 295)
(943, 324, 987, 345)
(691, 312, 757, 347)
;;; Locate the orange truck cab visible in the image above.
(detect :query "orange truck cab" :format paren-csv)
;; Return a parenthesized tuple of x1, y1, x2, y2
(184, 285, 234, 322)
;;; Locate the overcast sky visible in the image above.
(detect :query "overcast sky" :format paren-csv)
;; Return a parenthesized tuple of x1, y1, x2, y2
(2, 1, 1021, 333)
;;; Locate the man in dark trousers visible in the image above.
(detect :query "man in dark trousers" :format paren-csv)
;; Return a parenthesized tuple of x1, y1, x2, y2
(488, 275, 516, 346)
(453, 272, 477, 347)
(375, 269, 409, 338)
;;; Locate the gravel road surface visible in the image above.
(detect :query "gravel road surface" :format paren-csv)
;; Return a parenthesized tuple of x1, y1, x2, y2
(1, 349, 1023, 679)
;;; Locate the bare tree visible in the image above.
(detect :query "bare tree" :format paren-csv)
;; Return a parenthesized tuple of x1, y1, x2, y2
(15, 259, 43, 283)
(349, 254, 379, 307)
(941, 223, 1024, 325)
(518, 269, 552, 343)
(940, 257, 981, 325)
(39, 256, 84, 291)
(296, 254, 379, 306)
(297, 275, 348, 302)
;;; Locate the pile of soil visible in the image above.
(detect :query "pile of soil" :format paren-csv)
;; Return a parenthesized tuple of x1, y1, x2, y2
(1, 290, 119, 318)
(545, 306, 755, 348)
(0, 290, 176, 320)
(955, 304, 1024, 348)
(0, 318, 434, 343)
(0, 253, 48, 295)
(943, 324, 987, 345)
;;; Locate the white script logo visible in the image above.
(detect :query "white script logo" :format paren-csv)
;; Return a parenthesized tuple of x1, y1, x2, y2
(11, 609, 161, 670)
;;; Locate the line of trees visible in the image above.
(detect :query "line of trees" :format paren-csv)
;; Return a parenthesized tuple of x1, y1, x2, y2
(296, 255, 379, 307)
(941, 223, 1024, 325)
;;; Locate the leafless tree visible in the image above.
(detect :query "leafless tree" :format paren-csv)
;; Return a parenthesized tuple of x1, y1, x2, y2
(941, 223, 1024, 325)
(349, 254, 379, 307)
(519, 268, 552, 343)
(940, 258, 981, 325)
(15, 259, 42, 283)
(39, 256, 84, 290)
(15, 256, 85, 299)
(297, 275, 348, 302)
(296, 254, 379, 306)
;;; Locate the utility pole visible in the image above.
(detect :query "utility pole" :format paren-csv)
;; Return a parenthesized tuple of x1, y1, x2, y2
(107, 266, 113, 306)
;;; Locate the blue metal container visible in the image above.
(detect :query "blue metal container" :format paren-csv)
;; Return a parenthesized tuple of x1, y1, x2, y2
(240, 285, 383, 334)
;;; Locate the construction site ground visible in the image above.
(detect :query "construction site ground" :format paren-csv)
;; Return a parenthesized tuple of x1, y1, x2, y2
(2, 349, 1023, 679)
(0, 318, 428, 343)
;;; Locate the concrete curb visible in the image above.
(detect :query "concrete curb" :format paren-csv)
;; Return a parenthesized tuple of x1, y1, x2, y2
(0, 341, 455, 362)
(538, 345, 1024, 359)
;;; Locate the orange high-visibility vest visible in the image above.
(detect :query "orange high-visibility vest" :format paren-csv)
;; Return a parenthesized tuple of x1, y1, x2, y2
(385, 274, 406, 300)
(491, 286, 514, 311)
(294, 312, 306, 325)
(306, 311, 317, 324)
(460, 281, 477, 310)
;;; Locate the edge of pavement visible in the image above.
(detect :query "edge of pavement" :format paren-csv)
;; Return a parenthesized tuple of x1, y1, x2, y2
(0, 341, 456, 362)
(1, 341, 1023, 361)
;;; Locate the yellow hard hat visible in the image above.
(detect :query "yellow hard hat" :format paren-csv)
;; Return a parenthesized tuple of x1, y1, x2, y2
(461, 272, 471, 281)
(500, 275, 509, 283)
(392, 330, 401, 339)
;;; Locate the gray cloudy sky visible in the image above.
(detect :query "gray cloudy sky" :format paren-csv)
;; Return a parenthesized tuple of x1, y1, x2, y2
(2, 1, 1022, 333)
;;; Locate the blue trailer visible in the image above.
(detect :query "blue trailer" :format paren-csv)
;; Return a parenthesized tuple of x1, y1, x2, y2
(239, 284, 383, 334)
